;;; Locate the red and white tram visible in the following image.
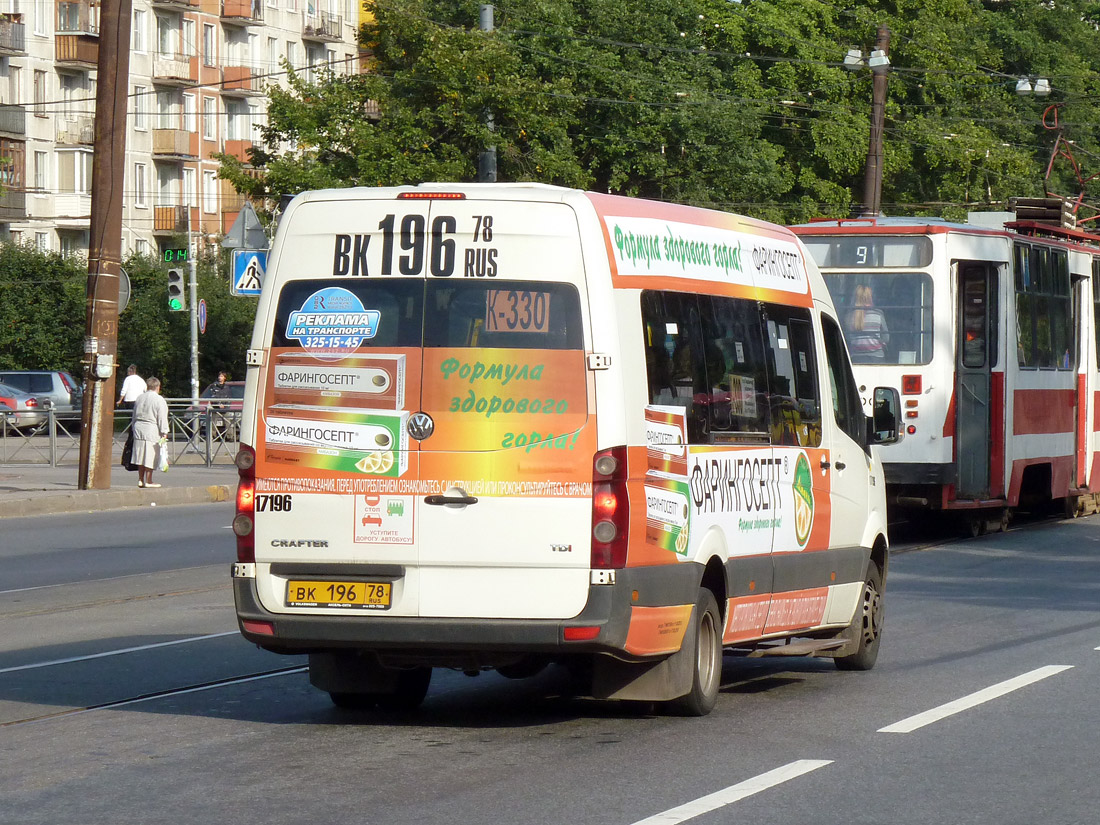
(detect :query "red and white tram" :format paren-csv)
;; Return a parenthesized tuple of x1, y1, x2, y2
(792, 213, 1100, 531)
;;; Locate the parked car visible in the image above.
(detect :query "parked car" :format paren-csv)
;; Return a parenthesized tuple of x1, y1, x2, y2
(0, 381, 49, 431)
(0, 370, 83, 422)
(188, 380, 245, 439)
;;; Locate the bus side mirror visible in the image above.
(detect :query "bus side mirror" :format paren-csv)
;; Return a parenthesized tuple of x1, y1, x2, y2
(867, 387, 901, 445)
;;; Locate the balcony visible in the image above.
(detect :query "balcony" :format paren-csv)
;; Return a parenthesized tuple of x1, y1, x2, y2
(153, 204, 188, 234)
(0, 188, 26, 220)
(221, 65, 263, 97)
(220, 0, 262, 26)
(303, 10, 342, 41)
(55, 33, 98, 70)
(0, 105, 26, 137)
(222, 139, 253, 164)
(221, 177, 245, 214)
(0, 16, 26, 55)
(152, 128, 193, 158)
(150, 0, 197, 9)
(55, 192, 91, 221)
(55, 114, 94, 145)
(152, 53, 197, 87)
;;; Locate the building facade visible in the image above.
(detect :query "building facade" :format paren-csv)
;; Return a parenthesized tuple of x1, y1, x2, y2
(0, 0, 361, 257)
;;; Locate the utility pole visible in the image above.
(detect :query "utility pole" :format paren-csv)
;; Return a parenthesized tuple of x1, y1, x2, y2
(188, 210, 199, 404)
(861, 25, 891, 217)
(78, 0, 133, 490)
(477, 4, 496, 183)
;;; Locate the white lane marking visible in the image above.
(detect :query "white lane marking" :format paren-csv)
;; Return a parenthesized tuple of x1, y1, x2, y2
(0, 631, 240, 674)
(878, 665, 1074, 734)
(628, 760, 832, 825)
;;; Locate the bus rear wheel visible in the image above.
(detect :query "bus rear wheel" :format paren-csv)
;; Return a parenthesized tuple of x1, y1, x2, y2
(670, 589, 722, 716)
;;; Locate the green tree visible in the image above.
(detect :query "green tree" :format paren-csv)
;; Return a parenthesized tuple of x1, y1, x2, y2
(117, 250, 256, 399)
(218, 0, 1100, 224)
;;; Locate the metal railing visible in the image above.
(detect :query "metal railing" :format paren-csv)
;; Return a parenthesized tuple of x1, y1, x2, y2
(0, 400, 240, 466)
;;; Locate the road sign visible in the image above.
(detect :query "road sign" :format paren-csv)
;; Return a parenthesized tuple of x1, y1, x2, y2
(232, 249, 266, 296)
(198, 299, 207, 334)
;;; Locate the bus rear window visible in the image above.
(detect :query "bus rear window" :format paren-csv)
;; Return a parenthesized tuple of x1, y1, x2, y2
(424, 281, 583, 350)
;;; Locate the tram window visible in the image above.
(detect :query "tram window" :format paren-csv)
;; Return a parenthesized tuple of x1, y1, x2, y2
(1015, 243, 1071, 369)
(825, 272, 933, 365)
(764, 305, 822, 448)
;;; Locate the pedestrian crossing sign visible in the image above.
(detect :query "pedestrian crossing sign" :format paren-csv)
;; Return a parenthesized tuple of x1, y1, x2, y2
(232, 249, 267, 296)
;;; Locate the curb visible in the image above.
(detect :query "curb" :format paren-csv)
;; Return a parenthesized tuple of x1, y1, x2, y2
(0, 484, 233, 519)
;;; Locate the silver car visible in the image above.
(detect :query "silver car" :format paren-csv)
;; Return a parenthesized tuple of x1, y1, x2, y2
(0, 381, 48, 431)
(0, 370, 83, 421)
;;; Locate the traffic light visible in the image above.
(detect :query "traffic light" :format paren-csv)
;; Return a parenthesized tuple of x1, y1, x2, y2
(167, 268, 185, 311)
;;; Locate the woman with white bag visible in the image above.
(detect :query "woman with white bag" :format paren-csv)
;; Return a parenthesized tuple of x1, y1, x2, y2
(132, 377, 169, 488)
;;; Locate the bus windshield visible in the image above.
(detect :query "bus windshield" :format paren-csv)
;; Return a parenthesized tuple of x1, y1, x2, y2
(824, 272, 934, 365)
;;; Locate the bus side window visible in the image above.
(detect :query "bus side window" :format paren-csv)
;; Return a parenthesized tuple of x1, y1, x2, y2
(699, 294, 770, 440)
(641, 290, 708, 443)
(822, 315, 866, 447)
(763, 304, 822, 448)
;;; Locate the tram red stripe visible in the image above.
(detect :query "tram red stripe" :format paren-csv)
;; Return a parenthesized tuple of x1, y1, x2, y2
(1013, 388, 1075, 435)
(990, 372, 1005, 496)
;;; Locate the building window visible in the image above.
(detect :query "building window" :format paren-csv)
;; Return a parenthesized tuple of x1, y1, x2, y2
(136, 238, 150, 256)
(202, 169, 217, 214)
(267, 36, 278, 74)
(133, 9, 147, 52)
(33, 150, 47, 191)
(202, 96, 216, 140)
(285, 40, 296, 70)
(182, 19, 196, 57)
(183, 93, 196, 132)
(58, 150, 93, 194)
(184, 167, 196, 209)
(134, 85, 148, 130)
(33, 0, 47, 35)
(157, 90, 177, 129)
(35, 232, 48, 252)
(225, 99, 245, 140)
(10, 67, 22, 105)
(32, 70, 46, 117)
(134, 162, 147, 207)
(203, 23, 216, 67)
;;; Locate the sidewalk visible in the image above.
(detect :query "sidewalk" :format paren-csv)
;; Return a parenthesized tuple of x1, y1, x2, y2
(0, 462, 238, 519)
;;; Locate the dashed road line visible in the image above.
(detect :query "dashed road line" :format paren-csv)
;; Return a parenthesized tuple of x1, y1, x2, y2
(628, 759, 833, 825)
(878, 665, 1074, 734)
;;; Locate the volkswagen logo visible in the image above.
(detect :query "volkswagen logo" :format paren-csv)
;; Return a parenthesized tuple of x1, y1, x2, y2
(407, 411, 435, 441)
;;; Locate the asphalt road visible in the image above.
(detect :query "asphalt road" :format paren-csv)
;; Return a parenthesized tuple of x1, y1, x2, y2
(2, 506, 1099, 825)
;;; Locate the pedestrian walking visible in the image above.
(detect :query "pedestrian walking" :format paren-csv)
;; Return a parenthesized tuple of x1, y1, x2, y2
(132, 377, 169, 488)
(117, 364, 145, 410)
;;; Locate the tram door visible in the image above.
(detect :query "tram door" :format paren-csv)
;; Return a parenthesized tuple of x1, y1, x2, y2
(956, 262, 997, 499)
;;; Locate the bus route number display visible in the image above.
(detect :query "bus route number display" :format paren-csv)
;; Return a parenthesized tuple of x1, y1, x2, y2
(485, 289, 551, 333)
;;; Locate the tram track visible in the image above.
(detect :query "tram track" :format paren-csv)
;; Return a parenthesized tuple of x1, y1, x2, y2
(0, 665, 307, 729)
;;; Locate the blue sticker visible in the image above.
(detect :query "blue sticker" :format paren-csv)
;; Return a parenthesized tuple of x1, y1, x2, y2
(286, 287, 380, 350)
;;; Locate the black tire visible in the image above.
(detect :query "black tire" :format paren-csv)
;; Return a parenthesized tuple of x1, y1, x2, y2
(835, 562, 884, 671)
(329, 667, 432, 712)
(670, 589, 723, 716)
(329, 692, 378, 711)
(374, 666, 432, 711)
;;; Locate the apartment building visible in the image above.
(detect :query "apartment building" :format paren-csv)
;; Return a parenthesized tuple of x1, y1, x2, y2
(0, 0, 361, 257)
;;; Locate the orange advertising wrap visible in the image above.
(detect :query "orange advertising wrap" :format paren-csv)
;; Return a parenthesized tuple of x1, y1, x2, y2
(254, 345, 595, 497)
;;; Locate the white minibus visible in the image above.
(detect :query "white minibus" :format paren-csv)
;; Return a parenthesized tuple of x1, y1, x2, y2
(231, 183, 898, 716)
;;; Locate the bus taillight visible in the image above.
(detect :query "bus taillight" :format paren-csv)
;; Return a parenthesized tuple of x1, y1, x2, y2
(233, 445, 256, 563)
(902, 374, 922, 395)
(591, 446, 629, 569)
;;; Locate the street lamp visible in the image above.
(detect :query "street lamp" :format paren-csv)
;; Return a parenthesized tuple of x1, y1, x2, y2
(1016, 77, 1051, 97)
(846, 27, 892, 217)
